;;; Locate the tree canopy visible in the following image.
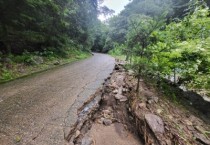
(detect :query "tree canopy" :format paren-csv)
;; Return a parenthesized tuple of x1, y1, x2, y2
(0, 0, 106, 56)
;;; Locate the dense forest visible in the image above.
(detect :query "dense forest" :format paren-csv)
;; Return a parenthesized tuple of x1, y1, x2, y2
(0, 0, 209, 96)
(0, 0, 112, 81)
(0, 0, 101, 55)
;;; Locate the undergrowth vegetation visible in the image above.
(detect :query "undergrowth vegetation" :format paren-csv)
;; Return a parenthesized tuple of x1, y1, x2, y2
(0, 50, 90, 82)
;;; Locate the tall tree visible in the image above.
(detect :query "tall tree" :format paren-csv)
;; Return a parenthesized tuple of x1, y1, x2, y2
(0, 0, 101, 56)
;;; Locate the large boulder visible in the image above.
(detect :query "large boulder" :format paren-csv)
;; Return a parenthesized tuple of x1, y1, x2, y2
(145, 114, 165, 134)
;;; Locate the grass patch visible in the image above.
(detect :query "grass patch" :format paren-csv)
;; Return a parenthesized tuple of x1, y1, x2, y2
(0, 50, 91, 83)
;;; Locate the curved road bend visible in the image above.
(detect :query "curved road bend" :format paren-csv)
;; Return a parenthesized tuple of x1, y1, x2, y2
(0, 53, 115, 145)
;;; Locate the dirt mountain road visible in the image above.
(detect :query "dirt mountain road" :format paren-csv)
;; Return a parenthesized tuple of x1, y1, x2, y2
(0, 53, 115, 145)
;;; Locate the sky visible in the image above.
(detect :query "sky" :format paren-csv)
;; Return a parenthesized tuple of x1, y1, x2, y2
(98, 0, 130, 21)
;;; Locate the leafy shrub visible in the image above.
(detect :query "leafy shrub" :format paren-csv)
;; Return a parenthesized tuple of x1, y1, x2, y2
(13, 51, 45, 65)
(0, 69, 14, 81)
(108, 44, 124, 56)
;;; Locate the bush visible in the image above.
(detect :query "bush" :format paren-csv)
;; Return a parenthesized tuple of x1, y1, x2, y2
(108, 44, 124, 56)
(0, 69, 14, 81)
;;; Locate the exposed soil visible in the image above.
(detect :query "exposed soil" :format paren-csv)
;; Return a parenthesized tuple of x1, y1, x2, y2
(125, 76, 210, 145)
(88, 123, 141, 145)
(70, 61, 210, 145)
(70, 62, 143, 145)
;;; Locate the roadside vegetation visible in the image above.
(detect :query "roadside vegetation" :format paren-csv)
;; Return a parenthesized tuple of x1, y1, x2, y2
(0, 0, 113, 82)
(0, 1, 210, 144)
(0, 50, 90, 82)
(107, 0, 210, 97)
(0, 0, 209, 96)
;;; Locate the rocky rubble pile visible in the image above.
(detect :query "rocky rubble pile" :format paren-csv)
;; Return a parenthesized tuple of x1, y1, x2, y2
(71, 63, 141, 145)
(124, 68, 210, 145)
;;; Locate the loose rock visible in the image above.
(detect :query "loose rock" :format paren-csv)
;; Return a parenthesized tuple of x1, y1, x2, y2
(194, 133, 210, 145)
(184, 119, 193, 126)
(115, 94, 128, 102)
(147, 100, 153, 104)
(147, 96, 159, 104)
(33, 56, 44, 65)
(115, 75, 125, 87)
(145, 114, 165, 134)
(113, 89, 118, 94)
(156, 109, 162, 114)
(139, 103, 146, 109)
(128, 70, 134, 75)
(96, 118, 104, 124)
(195, 126, 206, 134)
(75, 130, 80, 138)
(54, 61, 60, 65)
(81, 136, 94, 145)
(122, 88, 128, 93)
(103, 118, 112, 126)
(118, 86, 123, 95)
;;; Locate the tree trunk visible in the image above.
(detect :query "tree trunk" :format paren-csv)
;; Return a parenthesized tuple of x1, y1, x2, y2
(136, 67, 141, 92)
(157, 72, 160, 86)
(136, 75, 140, 92)
(174, 68, 176, 84)
(130, 55, 132, 64)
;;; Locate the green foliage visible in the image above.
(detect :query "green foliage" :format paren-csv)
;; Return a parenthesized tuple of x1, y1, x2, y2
(0, 49, 90, 83)
(73, 50, 90, 59)
(12, 51, 44, 65)
(108, 44, 124, 56)
(150, 6, 210, 91)
(91, 22, 109, 52)
(0, 69, 14, 81)
(106, 0, 176, 47)
(0, 0, 100, 55)
(107, 0, 210, 95)
(123, 0, 173, 17)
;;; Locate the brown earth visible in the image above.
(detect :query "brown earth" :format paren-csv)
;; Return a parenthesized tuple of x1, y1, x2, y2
(72, 61, 210, 145)
(71, 62, 143, 145)
(88, 123, 141, 145)
(124, 64, 210, 145)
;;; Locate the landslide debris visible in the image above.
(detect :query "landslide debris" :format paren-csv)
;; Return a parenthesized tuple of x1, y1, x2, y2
(68, 62, 210, 145)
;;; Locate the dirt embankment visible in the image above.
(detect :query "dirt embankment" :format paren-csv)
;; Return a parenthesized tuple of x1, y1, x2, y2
(67, 62, 210, 145)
